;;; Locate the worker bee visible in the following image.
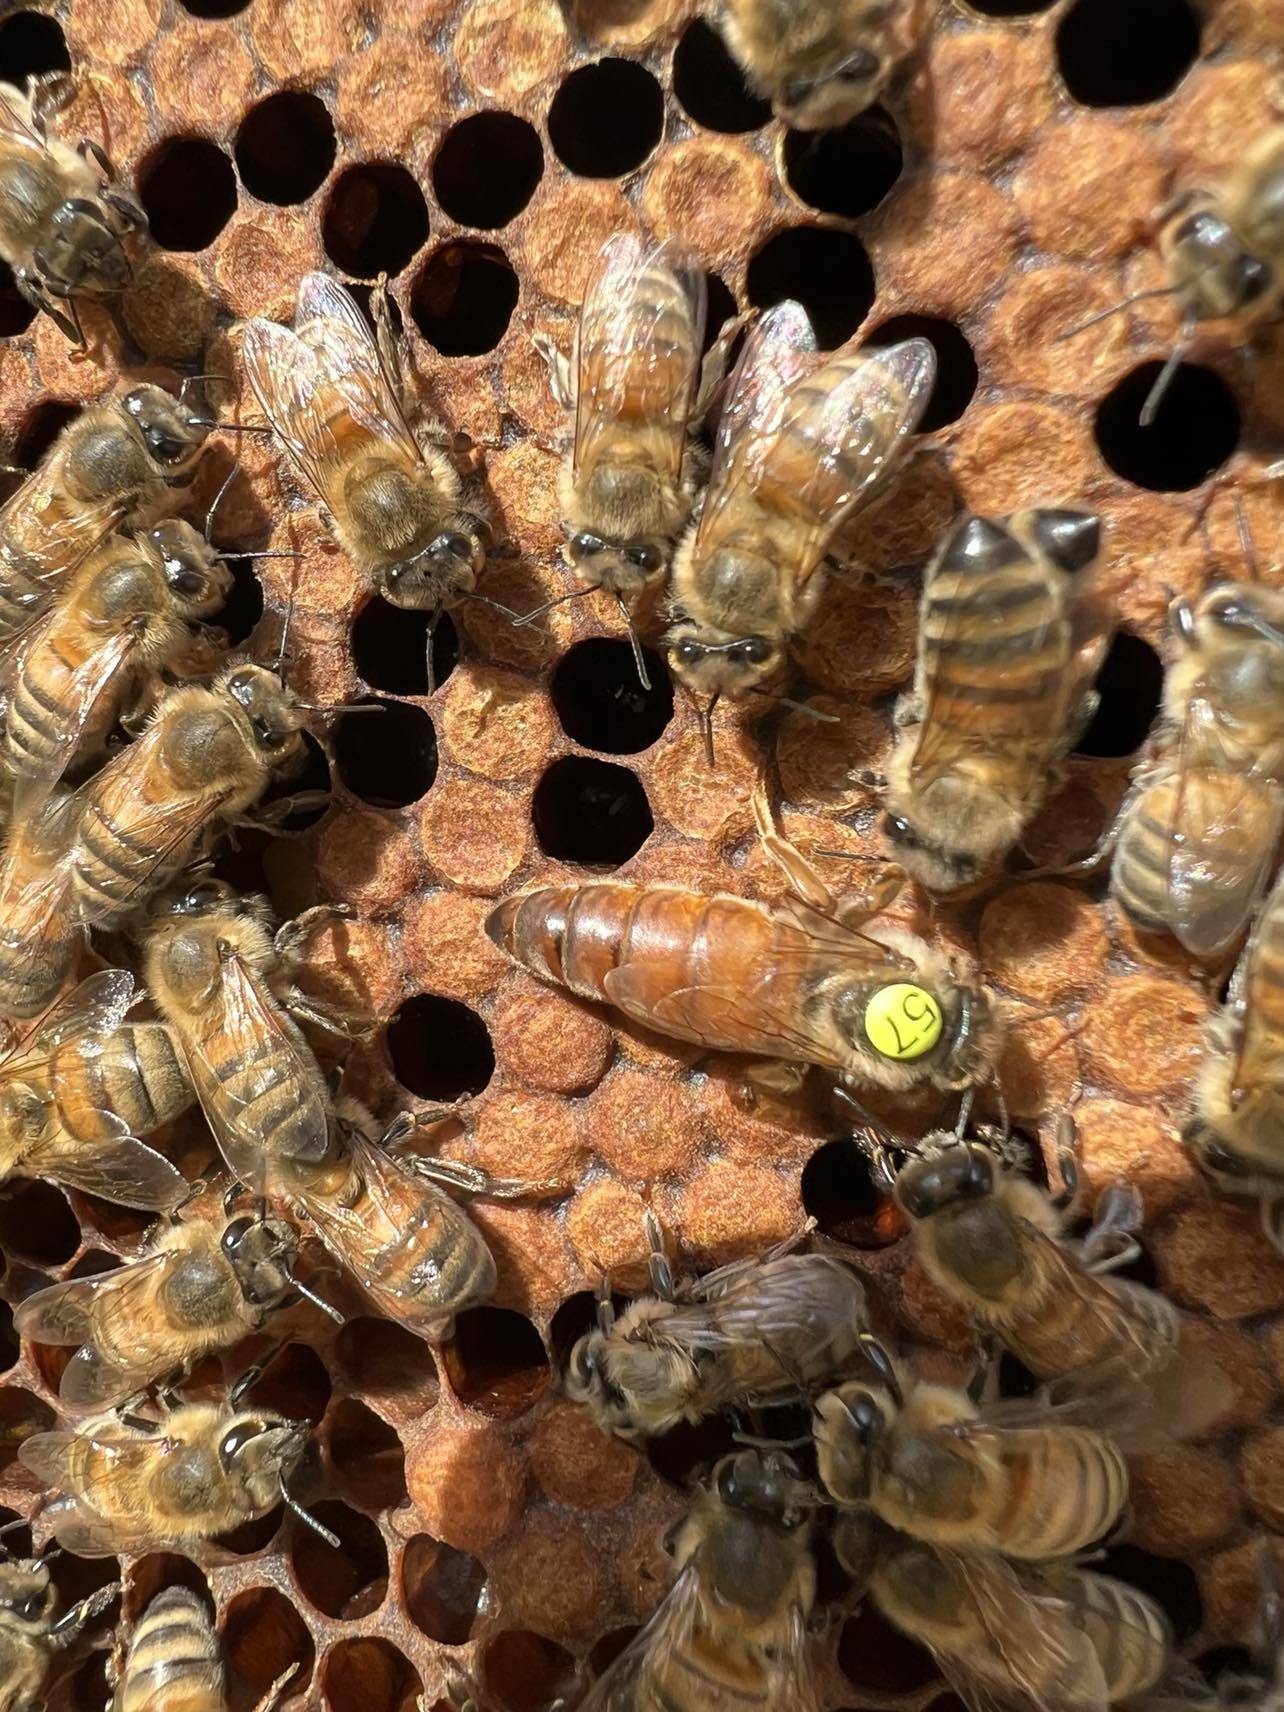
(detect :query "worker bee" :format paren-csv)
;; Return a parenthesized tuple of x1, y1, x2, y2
(0, 1552, 116, 1712)
(0, 76, 143, 343)
(532, 232, 716, 683)
(579, 1449, 820, 1712)
(814, 1335, 1129, 1560)
(0, 383, 212, 643)
(665, 302, 934, 743)
(15, 1206, 313, 1412)
(1184, 863, 1284, 1248)
(18, 1395, 318, 1556)
(0, 520, 233, 812)
(841, 1521, 1174, 1712)
(1110, 581, 1284, 961)
(0, 786, 81, 1019)
(567, 1213, 867, 1441)
(881, 508, 1113, 893)
(242, 272, 491, 690)
(719, 0, 912, 129)
(0, 968, 189, 1210)
(112, 1584, 296, 1712)
(143, 879, 508, 1342)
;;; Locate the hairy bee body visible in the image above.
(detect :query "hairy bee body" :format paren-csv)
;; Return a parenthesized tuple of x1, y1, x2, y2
(1159, 128, 1284, 327)
(0, 1556, 116, 1712)
(1059, 1570, 1172, 1702)
(487, 880, 993, 1093)
(720, 0, 911, 129)
(885, 509, 1110, 892)
(112, 1586, 223, 1712)
(0, 788, 80, 1017)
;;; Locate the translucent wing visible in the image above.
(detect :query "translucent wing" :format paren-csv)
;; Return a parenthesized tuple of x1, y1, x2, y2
(1231, 873, 1284, 1105)
(15, 1247, 183, 1406)
(8, 623, 144, 821)
(0, 85, 46, 153)
(577, 1561, 704, 1712)
(27, 1130, 188, 1211)
(702, 300, 816, 498)
(949, 1551, 1111, 1712)
(21, 1428, 166, 1557)
(294, 270, 422, 466)
(0, 968, 136, 1080)
(573, 233, 708, 487)
(241, 315, 351, 519)
(668, 1255, 865, 1355)
(0, 486, 124, 643)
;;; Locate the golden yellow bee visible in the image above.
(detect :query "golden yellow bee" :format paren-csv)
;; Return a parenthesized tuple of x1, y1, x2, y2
(719, 0, 914, 129)
(0, 1552, 117, 1712)
(882, 508, 1113, 893)
(0, 786, 81, 1019)
(579, 1450, 819, 1712)
(112, 1585, 296, 1712)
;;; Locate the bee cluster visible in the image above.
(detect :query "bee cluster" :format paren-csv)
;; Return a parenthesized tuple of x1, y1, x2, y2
(0, 0, 1278, 1709)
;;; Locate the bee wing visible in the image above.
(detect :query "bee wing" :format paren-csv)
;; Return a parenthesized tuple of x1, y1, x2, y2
(947, 1550, 1111, 1712)
(20, 1429, 161, 1557)
(1229, 872, 1284, 1105)
(0, 969, 138, 1082)
(1164, 694, 1284, 959)
(294, 270, 423, 468)
(27, 1130, 188, 1212)
(678, 1256, 864, 1351)
(0, 84, 47, 152)
(577, 1561, 704, 1712)
(0, 489, 124, 643)
(573, 233, 707, 487)
(694, 326, 933, 593)
(241, 315, 353, 518)
(15, 1249, 181, 1405)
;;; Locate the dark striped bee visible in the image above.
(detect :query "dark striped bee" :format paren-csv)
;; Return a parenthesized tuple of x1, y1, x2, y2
(720, 0, 914, 130)
(881, 508, 1112, 892)
(112, 1584, 295, 1712)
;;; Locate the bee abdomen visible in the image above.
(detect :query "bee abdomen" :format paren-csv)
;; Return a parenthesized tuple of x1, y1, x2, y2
(4, 658, 73, 779)
(116, 1586, 223, 1712)
(1071, 1574, 1170, 1700)
(994, 1428, 1128, 1558)
(51, 1022, 193, 1143)
(0, 932, 76, 1019)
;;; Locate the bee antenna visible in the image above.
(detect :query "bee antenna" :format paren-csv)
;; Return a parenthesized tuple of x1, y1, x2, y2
(611, 592, 653, 691)
(1234, 493, 1262, 583)
(857, 1332, 904, 1408)
(273, 583, 297, 678)
(1138, 315, 1195, 428)
(511, 584, 598, 628)
(701, 690, 719, 769)
(953, 1085, 975, 1144)
(203, 461, 239, 542)
(1054, 282, 1182, 343)
(747, 687, 840, 723)
(189, 420, 275, 436)
(287, 1273, 345, 1324)
(280, 1480, 341, 1549)
(294, 699, 388, 716)
(179, 373, 233, 405)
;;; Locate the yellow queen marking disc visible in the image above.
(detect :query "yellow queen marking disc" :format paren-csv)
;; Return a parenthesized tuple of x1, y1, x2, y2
(865, 983, 943, 1061)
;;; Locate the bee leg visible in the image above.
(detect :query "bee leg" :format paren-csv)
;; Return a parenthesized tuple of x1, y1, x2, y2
(13, 270, 81, 344)
(531, 329, 574, 410)
(966, 1332, 1000, 1405)
(228, 1363, 264, 1406)
(694, 309, 752, 418)
(404, 1154, 557, 1200)
(643, 1209, 676, 1300)
(27, 70, 73, 131)
(273, 904, 354, 965)
(251, 1666, 300, 1712)
(234, 789, 331, 832)
(50, 1578, 120, 1642)
(289, 995, 373, 1043)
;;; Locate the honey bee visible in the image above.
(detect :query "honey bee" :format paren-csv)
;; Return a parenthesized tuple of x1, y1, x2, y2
(719, 0, 912, 129)
(0, 383, 212, 644)
(0, 786, 81, 1019)
(665, 302, 934, 739)
(567, 1214, 867, 1441)
(1110, 582, 1284, 961)
(0, 1552, 117, 1712)
(814, 1335, 1129, 1559)
(0, 77, 143, 344)
(242, 272, 491, 690)
(112, 1585, 296, 1712)
(143, 880, 509, 1342)
(881, 508, 1113, 893)
(580, 1449, 819, 1712)
(0, 520, 233, 811)
(0, 968, 189, 1210)
(532, 233, 717, 684)
(15, 1206, 311, 1412)
(18, 1395, 316, 1556)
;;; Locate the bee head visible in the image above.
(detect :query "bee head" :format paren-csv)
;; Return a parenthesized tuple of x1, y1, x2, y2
(567, 528, 666, 596)
(218, 1411, 308, 1507)
(666, 626, 779, 696)
(222, 1214, 299, 1309)
(814, 1383, 891, 1503)
(896, 1143, 995, 1221)
(148, 521, 233, 617)
(121, 385, 210, 473)
(712, 1449, 805, 1529)
(383, 530, 481, 610)
(34, 196, 131, 297)
(223, 665, 304, 755)
(776, 44, 887, 131)
(881, 812, 981, 893)
(0, 1559, 54, 1630)
(1168, 208, 1274, 320)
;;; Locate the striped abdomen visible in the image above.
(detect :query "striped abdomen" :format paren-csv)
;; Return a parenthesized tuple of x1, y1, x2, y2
(114, 1586, 222, 1712)
(1065, 1573, 1170, 1701)
(982, 1425, 1128, 1558)
(49, 1022, 193, 1146)
(579, 256, 699, 478)
(190, 1000, 330, 1183)
(71, 725, 194, 922)
(0, 813, 79, 1019)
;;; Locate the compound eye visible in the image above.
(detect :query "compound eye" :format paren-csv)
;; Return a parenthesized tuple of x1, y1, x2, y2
(883, 813, 911, 840)
(218, 1422, 263, 1462)
(1237, 256, 1272, 303)
(144, 428, 185, 463)
(226, 668, 257, 706)
(122, 388, 146, 416)
(1202, 1139, 1248, 1176)
(740, 637, 773, 665)
(781, 77, 812, 109)
(628, 542, 662, 573)
(837, 46, 880, 83)
(429, 532, 471, 563)
(672, 639, 701, 664)
(846, 1391, 884, 1444)
(570, 531, 606, 559)
(715, 1462, 741, 1505)
(167, 565, 208, 596)
(221, 1215, 255, 1256)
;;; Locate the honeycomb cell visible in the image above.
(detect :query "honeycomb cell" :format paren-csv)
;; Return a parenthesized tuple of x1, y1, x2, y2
(552, 639, 673, 754)
(223, 1584, 316, 1712)
(401, 1533, 488, 1644)
(236, 90, 337, 206)
(1129, 1443, 1241, 1555)
(482, 1629, 577, 1712)
(137, 137, 238, 250)
(865, 313, 978, 432)
(240, 1341, 333, 1424)
(0, 1180, 79, 1265)
(471, 1088, 587, 1196)
(672, 18, 771, 133)
(434, 112, 544, 228)
(334, 1315, 440, 1421)
(352, 600, 458, 698)
(642, 136, 775, 258)
(1095, 362, 1240, 492)
(530, 1400, 640, 1511)
(801, 1137, 906, 1250)
(782, 109, 904, 219)
(407, 1417, 526, 1552)
(322, 162, 430, 277)
(838, 1604, 938, 1693)
(979, 882, 1109, 1004)
(178, 0, 250, 14)
(1074, 632, 1164, 757)
(124, 1552, 209, 1621)
(0, 1388, 55, 1485)
(328, 1398, 407, 1512)
(746, 226, 875, 351)
(532, 755, 654, 866)
(441, 664, 559, 783)
(322, 1637, 421, 1712)
(442, 1304, 551, 1419)
(412, 241, 520, 356)
(387, 991, 495, 1100)
(548, 59, 664, 179)
(453, 0, 570, 104)
(332, 697, 437, 809)
(0, 11, 69, 81)
(292, 1498, 389, 1620)
(1056, 0, 1200, 107)
(0, 265, 36, 340)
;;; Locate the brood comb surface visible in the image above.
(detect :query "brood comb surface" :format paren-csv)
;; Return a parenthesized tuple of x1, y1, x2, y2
(0, 0, 1278, 1706)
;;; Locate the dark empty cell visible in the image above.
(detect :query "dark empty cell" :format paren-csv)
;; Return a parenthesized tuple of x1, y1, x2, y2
(74, 1196, 154, 1243)
(864, 314, 978, 432)
(442, 1305, 550, 1420)
(590, 1628, 640, 1679)
(801, 1138, 906, 1248)
(137, 138, 238, 251)
(783, 108, 904, 219)
(1073, 631, 1163, 757)
(0, 1509, 30, 1559)
(0, 12, 69, 82)
(12, 399, 77, 469)
(328, 1398, 407, 1511)
(552, 638, 673, 753)
(968, 0, 1057, 11)
(239, 1341, 332, 1423)
(334, 1315, 440, 1412)
(483, 1630, 576, 1712)
(0, 1180, 78, 1264)
(402, 1533, 488, 1644)
(260, 728, 332, 832)
(532, 754, 653, 865)
(747, 226, 874, 350)
(1195, 1646, 1255, 1680)
(412, 241, 519, 356)
(0, 1385, 54, 1472)
(673, 18, 772, 133)
(1095, 361, 1238, 492)
(548, 59, 664, 178)
(324, 1638, 422, 1712)
(178, 0, 253, 14)
(1097, 1544, 1203, 1641)
(838, 1606, 938, 1693)
(0, 1299, 16, 1374)
(212, 553, 265, 646)
(323, 162, 430, 277)
(433, 112, 543, 229)
(0, 261, 35, 339)
(1056, 0, 1199, 107)
(352, 597, 458, 695)
(646, 1411, 742, 1489)
(291, 1499, 388, 1621)
(222, 1585, 315, 1712)
(549, 1289, 604, 1372)
(235, 91, 336, 207)
(332, 697, 436, 808)
(997, 1349, 1040, 1398)
(703, 271, 737, 356)
(386, 992, 495, 1101)
(214, 1506, 283, 1555)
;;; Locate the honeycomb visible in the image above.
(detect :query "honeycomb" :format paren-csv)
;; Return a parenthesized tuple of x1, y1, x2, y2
(0, 0, 1279, 1705)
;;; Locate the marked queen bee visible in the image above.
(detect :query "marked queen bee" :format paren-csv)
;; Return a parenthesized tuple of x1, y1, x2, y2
(719, 0, 914, 130)
(0, 1551, 117, 1712)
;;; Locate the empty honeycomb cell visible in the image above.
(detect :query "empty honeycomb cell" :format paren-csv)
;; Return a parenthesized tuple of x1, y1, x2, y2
(179, 0, 251, 15)
(387, 991, 495, 1100)
(838, 1604, 939, 1693)
(1098, 1544, 1204, 1642)
(442, 1304, 550, 1419)
(412, 240, 520, 356)
(434, 112, 544, 229)
(235, 90, 337, 206)
(352, 600, 459, 697)
(747, 226, 875, 352)
(482, 1629, 577, 1712)
(782, 109, 905, 220)
(0, 264, 35, 340)
(332, 697, 437, 810)
(531, 755, 654, 866)
(221, 1586, 315, 1709)
(0, 1181, 79, 1266)
(0, 1387, 55, 1486)
(548, 58, 664, 180)
(530, 1400, 640, 1511)
(0, 10, 70, 80)
(1129, 1445, 1242, 1556)
(1095, 363, 1240, 492)
(801, 1138, 907, 1250)
(642, 136, 775, 257)
(1056, 0, 1200, 108)
(124, 1552, 210, 1619)
(401, 1533, 489, 1644)
(322, 163, 431, 278)
(407, 1417, 526, 1553)
(291, 1499, 389, 1621)
(328, 1398, 408, 1512)
(1074, 632, 1164, 757)
(334, 1315, 440, 1422)
(551, 640, 673, 755)
(322, 1636, 421, 1712)
(137, 136, 238, 251)
(979, 883, 1109, 1004)
(241, 1341, 333, 1424)
(671, 17, 772, 133)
